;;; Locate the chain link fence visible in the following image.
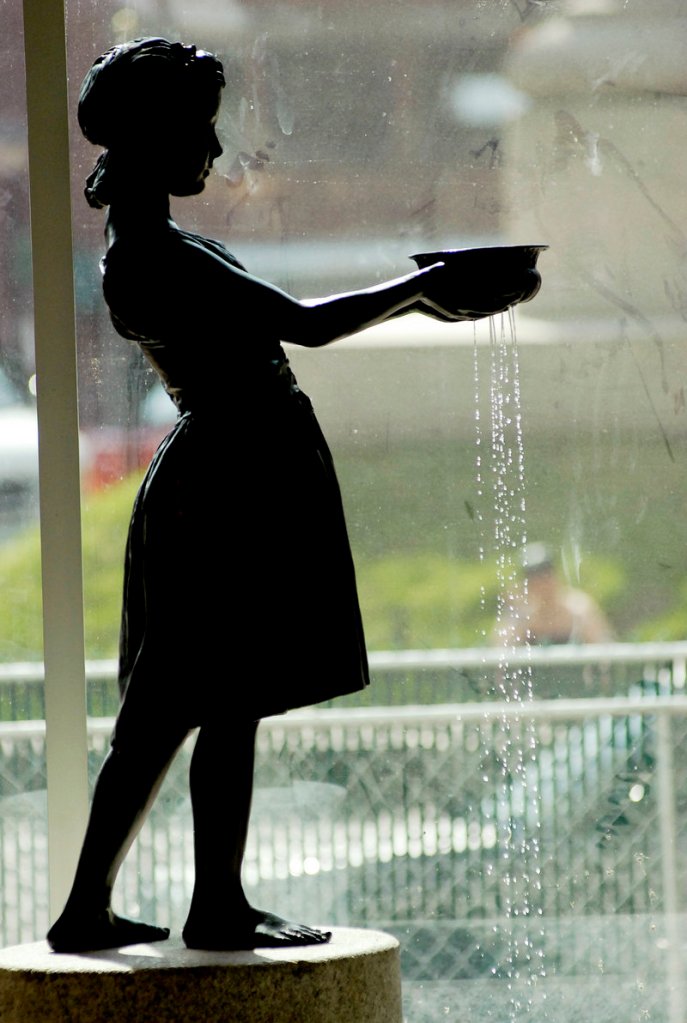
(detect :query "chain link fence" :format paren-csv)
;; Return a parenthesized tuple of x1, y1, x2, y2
(0, 701, 685, 945)
(1, 648, 686, 1020)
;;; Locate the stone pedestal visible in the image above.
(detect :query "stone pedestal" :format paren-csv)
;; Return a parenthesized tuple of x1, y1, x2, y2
(0, 927, 402, 1023)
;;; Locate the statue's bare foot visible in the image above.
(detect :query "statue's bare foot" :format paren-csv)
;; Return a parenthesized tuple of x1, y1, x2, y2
(47, 909, 170, 953)
(182, 908, 332, 951)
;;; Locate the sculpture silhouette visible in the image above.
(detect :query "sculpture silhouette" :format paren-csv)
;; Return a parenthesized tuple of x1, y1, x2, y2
(47, 38, 542, 954)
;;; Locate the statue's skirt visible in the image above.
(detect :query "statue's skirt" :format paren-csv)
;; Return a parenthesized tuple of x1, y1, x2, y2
(113, 382, 369, 743)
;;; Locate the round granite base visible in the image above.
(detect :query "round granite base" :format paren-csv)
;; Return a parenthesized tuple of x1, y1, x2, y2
(0, 927, 402, 1023)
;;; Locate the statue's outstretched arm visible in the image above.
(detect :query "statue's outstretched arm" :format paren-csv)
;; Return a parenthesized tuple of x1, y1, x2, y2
(117, 235, 540, 347)
(184, 244, 540, 347)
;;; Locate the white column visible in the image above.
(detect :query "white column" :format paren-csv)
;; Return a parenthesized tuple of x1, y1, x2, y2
(22, 0, 89, 918)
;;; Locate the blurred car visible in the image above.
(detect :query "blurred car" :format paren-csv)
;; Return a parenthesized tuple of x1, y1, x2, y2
(84, 382, 177, 491)
(0, 366, 97, 536)
(0, 368, 39, 536)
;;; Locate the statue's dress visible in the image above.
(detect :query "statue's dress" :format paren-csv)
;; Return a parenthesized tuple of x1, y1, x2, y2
(100, 228, 369, 741)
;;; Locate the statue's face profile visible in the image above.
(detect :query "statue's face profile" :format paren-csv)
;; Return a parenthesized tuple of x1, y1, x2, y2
(165, 85, 223, 197)
(78, 40, 227, 208)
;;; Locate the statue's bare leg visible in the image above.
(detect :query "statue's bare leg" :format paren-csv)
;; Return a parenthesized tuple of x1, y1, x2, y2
(47, 726, 189, 953)
(182, 719, 331, 950)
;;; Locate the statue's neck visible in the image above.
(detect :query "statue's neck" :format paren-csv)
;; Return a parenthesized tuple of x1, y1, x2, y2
(106, 191, 176, 246)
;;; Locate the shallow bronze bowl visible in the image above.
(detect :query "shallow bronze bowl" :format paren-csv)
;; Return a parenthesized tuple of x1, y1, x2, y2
(409, 244, 548, 317)
(409, 244, 548, 271)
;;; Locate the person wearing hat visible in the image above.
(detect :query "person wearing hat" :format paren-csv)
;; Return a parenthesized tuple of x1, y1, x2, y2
(499, 542, 613, 647)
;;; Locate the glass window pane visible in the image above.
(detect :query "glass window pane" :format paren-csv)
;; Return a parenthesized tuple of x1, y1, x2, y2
(57, 1, 687, 1018)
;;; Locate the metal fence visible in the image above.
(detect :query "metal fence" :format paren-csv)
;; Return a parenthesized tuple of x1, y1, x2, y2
(1, 641, 685, 722)
(1, 645, 686, 1004)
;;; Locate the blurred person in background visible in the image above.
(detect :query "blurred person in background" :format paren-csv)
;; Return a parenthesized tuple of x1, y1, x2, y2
(497, 542, 614, 647)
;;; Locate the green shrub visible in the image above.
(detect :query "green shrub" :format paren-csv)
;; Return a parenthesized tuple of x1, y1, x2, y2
(357, 553, 500, 649)
(0, 427, 680, 664)
(0, 476, 140, 662)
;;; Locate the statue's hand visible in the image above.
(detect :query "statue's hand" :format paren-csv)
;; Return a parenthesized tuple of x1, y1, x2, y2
(420, 263, 541, 322)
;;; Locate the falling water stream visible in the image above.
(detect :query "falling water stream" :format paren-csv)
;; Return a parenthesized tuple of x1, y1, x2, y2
(473, 309, 546, 1019)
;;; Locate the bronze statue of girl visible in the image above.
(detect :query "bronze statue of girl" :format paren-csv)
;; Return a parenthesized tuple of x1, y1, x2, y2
(47, 37, 541, 953)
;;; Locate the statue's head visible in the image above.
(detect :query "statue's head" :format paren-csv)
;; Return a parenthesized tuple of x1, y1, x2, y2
(79, 38, 226, 208)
